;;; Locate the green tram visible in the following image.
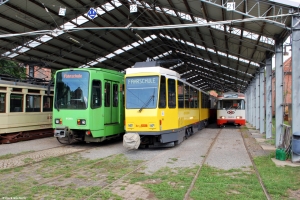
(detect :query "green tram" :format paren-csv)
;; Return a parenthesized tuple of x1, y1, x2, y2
(53, 68, 125, 144)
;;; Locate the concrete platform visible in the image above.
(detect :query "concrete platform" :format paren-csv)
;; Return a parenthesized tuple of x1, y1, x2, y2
(250, 129, 300, 167)
(271, 158, 300, 167)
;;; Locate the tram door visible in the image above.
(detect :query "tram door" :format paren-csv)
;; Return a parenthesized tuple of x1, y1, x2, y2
(104, 80, 119, 124)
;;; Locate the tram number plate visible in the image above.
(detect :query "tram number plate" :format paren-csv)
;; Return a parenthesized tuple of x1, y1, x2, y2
(228, 116, 234, 118)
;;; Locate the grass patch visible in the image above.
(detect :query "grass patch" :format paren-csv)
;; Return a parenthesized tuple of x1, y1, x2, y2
(23, 157, 34, 164)
(130, 167, 198, 200)
(190, 165, 265, 200)
(0, 153, 143, 198)
(254, 153, 300, 199)
(0, 151, 34, 160)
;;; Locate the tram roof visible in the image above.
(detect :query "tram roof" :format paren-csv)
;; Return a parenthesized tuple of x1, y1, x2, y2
(126, 66, 180, 78)
(0, 0, 298, 93)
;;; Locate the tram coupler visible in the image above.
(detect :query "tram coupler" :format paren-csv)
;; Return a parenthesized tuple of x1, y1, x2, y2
(54, 127, 69, 138)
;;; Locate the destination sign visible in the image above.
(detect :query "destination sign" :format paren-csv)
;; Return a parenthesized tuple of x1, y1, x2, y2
(63, 74, 83, 79)
(224, 93, 238, 98)
(127, 78, 156, 84)
(126, 76, 158, 89)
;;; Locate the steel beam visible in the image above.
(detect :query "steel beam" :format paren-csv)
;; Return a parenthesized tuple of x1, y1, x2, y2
(292, 15, 300, 135)
(275, 39, 284, 147)
(256, 73, 260, 130)
(260, 66, 265, 134)
(266, 52, 273, 138)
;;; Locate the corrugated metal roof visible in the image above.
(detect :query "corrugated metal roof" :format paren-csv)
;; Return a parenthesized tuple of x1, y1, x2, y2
(0, 0, 297, 92)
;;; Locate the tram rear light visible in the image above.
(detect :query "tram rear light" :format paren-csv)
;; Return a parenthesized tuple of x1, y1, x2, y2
(159, 120, 162, 125)
(86, 130, 91, 135)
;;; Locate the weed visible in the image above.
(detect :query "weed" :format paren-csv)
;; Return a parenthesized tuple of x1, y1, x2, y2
(0, 151, 34, 160)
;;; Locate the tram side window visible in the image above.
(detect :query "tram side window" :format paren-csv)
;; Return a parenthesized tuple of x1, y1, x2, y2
(189, 87, 194, 108)
(168, 79, 176, 108)
(184, 84, 190, 108)
(205, 94, 209, 108)
(105, 82, 110, 107)
(91, 80, 101, 109)
(201, 93, 207, 108)
(26, 95, 41, 112)
(121, 84, 124, 107)
(193, 89, 199, 108)
(240, 100, 245, 110)
(43, 96, 53, 112)
(0, 93, 5, 113)
(10, 94, 23, 112)
(177, 81, 184, 108)
(113, 84, 118, 107)
(159, 76, 166, 108)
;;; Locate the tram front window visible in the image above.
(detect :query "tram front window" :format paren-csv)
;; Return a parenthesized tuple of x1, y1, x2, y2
(126, 76, 159, 109)
(54, 71, 89, 110)
(217, 100, 245, 110)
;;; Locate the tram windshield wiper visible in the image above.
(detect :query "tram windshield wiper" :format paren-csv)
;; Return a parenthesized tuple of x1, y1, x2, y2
(55, 99, 60, 112)
(139, 93, 155, 113)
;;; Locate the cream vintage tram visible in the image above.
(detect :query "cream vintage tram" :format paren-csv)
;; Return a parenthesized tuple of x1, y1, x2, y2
(0, 79, 53, 143)
(216, 92, 245, 127)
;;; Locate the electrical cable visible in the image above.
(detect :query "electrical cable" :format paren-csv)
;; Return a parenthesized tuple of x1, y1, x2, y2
(38, 0, 60, 30)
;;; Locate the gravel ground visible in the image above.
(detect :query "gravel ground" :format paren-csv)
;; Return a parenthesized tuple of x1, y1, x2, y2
(0, 137, 63, 156)
(81, 125, 257, 173)
(205, 128, 252, 170)
(0, 124, 275, 200)
(0, 124, 265, 172)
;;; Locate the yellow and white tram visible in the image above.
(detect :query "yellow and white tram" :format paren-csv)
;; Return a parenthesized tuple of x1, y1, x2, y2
(216, 92, 246, 127)
(123, 62, 210, 148)
(0, 79, 53, 143)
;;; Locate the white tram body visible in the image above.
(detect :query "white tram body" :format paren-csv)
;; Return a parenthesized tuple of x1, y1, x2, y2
(216, 92, 246, 127)
(0, 80, 53, 134)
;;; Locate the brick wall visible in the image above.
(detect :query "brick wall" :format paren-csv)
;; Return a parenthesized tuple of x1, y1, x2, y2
(25, 66, 51, 81)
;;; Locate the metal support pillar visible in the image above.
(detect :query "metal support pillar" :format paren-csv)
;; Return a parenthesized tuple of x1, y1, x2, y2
(255, 73, 260, 130)
(246, 89, 249, 122)
(265, 52, 273, 139)
(252, 80, 256, 127)
(249, 83, 253, 125)
(291, 15, 300, 162)
(275, 39, 284, 147)
(259, 66, 265, 134)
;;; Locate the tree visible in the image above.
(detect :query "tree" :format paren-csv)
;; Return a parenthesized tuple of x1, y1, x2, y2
(0, 60, 26, 79)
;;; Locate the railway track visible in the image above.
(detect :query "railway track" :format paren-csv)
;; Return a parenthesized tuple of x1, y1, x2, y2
(183, 127, 271, 200)
(0, 127, 272, 199)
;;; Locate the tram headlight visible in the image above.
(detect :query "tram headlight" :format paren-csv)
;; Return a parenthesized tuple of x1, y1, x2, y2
(55, 118, 62, 124)
(220, 116, 225, 119)
(77, 119, 86, 125)
(149, 123, 155, 128)
(236, 116, 242, 119)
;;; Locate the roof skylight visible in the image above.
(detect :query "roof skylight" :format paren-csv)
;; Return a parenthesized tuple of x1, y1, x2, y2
(160, 33, 260, 68)
(1, 0, 122, 58)
(79, 34, 157, 68)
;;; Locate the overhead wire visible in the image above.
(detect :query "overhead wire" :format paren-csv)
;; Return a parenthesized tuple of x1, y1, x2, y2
(38, 0, 60, 30)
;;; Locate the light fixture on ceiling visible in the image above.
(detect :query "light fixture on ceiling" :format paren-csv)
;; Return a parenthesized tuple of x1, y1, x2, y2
(67, 36, 80, 44)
